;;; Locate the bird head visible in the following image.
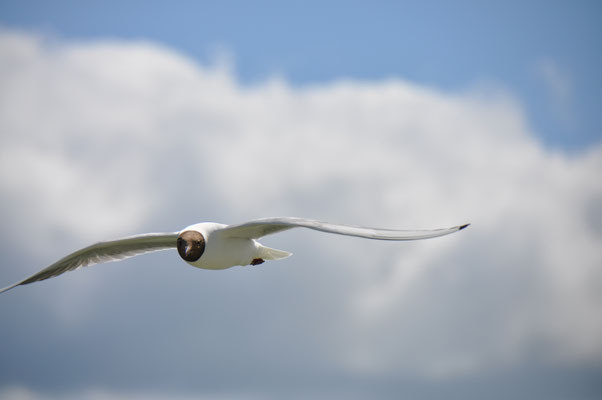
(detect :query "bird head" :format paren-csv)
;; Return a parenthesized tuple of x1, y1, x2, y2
(177, 230, 205, 261)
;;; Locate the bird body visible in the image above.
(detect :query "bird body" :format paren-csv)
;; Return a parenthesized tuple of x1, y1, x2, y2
(0, 217, 469, 293)
(180, 222, 291, 270)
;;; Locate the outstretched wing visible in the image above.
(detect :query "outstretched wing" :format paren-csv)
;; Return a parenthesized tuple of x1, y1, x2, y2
(219, 217, 469, 241)
(0, 232, 178, 293)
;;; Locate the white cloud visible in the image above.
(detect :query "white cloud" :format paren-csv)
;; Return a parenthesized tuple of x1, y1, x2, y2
(0, 387, 237, 400)
(0, 30, 601, 395)
(536, 58, 574, 124)
(537, 59, 572, 102)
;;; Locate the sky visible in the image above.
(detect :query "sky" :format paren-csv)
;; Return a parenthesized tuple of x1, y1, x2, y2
(0, 1, 601, 399)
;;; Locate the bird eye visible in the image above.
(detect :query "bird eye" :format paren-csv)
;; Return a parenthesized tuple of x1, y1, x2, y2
(177, 231, 205, 262)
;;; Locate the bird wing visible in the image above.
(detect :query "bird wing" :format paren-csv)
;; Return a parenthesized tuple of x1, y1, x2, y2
(0, 232, 178, 293)
(218, 217, 469, 241)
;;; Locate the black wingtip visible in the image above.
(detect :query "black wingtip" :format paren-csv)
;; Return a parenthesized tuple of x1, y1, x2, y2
(459, 223, 470, 230)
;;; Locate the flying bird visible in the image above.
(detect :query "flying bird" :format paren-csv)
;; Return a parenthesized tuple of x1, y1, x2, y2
(0, 217, 469, 293)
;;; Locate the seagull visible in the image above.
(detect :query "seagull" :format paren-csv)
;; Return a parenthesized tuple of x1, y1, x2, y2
(0, 217, 469, 293)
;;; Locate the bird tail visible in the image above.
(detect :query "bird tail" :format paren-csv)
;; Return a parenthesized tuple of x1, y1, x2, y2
(257, 244, 292, 260)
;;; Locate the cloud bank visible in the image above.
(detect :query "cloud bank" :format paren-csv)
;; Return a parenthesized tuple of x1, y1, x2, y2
(0, 31, 601, 399)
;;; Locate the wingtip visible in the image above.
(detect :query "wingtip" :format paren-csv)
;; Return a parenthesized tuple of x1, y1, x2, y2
(0, 283, 19, 294)
(459, 223, 470, 230)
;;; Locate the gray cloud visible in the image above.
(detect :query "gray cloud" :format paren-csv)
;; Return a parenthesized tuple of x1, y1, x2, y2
(0, 31, 601, 399)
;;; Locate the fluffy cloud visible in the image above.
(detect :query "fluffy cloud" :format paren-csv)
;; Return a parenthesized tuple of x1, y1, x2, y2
(0, 31, 601, 398)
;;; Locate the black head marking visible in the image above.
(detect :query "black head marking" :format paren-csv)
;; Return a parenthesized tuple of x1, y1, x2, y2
(177, 230, 205, 262)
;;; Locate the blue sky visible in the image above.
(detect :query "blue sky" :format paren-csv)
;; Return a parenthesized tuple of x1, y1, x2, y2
(0, 2, 601, 400)
(1, 0, 600, 149)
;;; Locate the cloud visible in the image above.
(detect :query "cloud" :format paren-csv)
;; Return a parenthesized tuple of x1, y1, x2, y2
(0, 31, 601, 398)
(0, 387, 223, 400)
(535, 58, 575, 124)
(537, 59, 572, 102)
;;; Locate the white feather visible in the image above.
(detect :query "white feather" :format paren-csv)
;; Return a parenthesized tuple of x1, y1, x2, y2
(0, 217, 469, 293)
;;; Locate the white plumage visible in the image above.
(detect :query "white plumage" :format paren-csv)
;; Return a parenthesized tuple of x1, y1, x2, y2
(0, 217, 469, 293)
